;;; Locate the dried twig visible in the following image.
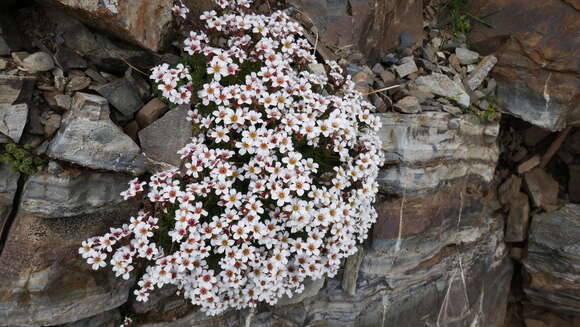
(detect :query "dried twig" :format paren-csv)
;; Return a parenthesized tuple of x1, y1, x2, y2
(365, 85, 401, 96)
(120, 56, 148, 76)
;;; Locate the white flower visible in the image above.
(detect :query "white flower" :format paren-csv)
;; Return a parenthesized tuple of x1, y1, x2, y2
(81, 0, 384, 317)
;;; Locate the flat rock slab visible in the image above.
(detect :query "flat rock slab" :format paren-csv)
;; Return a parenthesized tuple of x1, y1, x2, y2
(416, 73, 470, 107)
(465, 55, 497, 91)
(47, 92, 146, 175)
(20, 166, 132, 218)
(0, 103, 28, 142)
(96, 78, 144, 116)
(523, 204, 580, 315)
(0, 75, 35, 105)
(139, 106, 192, 169)
(523, 168, 559, 209)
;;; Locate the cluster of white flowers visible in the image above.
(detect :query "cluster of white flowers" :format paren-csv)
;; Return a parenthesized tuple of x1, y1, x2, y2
(81, 0, 383, 316)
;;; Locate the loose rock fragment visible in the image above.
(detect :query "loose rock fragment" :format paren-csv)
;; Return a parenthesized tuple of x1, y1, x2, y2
(465, 55, 498, 90)
(0, 103, 28, 142)
(455, 48, 479, 65)
(394, 56, 418, 78)
(416, 73, 470, 107)
(21, 52, 55, 73)
(136, 98, 168, 129)
(47, 92, 146, 175)
(395, 96, 421, 114)
(505, 192, 530, 242)
(96, 78, 144, 116)
(523, 168, 559, 209)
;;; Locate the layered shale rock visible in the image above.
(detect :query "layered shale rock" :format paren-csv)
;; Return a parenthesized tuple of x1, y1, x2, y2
(523, 204, 580, 315)
(20, 163, 132, 218)
(38, 0, 175, 52)
(288, 0, 424, 60)
(0, 164, 19, 236)
(376, 112, 500, 194)
(469, 0, 580, 131)
(0, 203, 138, 326)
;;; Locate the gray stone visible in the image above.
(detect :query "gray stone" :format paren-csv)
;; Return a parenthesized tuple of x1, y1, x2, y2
(21, 52, 55, 73)
(505, 192, 530, 242)
(277, 277, 325, 306)
(394, 56, 418, 78)
(85, 69, 108, 85)
(63, 308, 120, 327)
(523, 204, 580, 315)
(372, 63, 385, 75)
(380, 70, 396, 83)
(67, 75, 92, 92)
(524, 168, 559, 209)
(307, 63, 326, 77)
(342, 246, 364, 296)
(455, 47, 479, 65)
(0, 163, 19, 236)
(47, 92, 146, 175)
(0, 75, 35, 105)
(570, 165, 580, 204)
(11, 51, 29, 65)
(0, 103, 28, 142)
(395, 96, 421, 114)
(20, 165, 132, 218)
(416, 73, 470, 107)
(55, 47, 88, 71)
(441, 104, 462, 115)
(55, 94, 72, 111)
(96, 78, 144, 116)
(465, 55, 498, 91)
(139, 106, 192, 169)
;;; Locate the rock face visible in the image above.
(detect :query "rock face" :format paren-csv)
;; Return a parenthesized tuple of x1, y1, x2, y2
(469, 0, 580, 131)
(0, 203, 137, 326)
(376, 112, 499, 194)
(523, 204, 580, 315)
(288, 0, 424, 60)
(0, 164, 19, 236)
(47, 92, 146, 175)
(20, 165, 132, 218)
(139, 106, 192, 169)
(39, 0, 174, 52)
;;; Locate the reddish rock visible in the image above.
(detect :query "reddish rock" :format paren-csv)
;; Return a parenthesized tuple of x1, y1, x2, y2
(469, 0, 580, 131)
(288, 0, 423, 60)
(39, 0, 175, 52)
(136, 98, 168, 129)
